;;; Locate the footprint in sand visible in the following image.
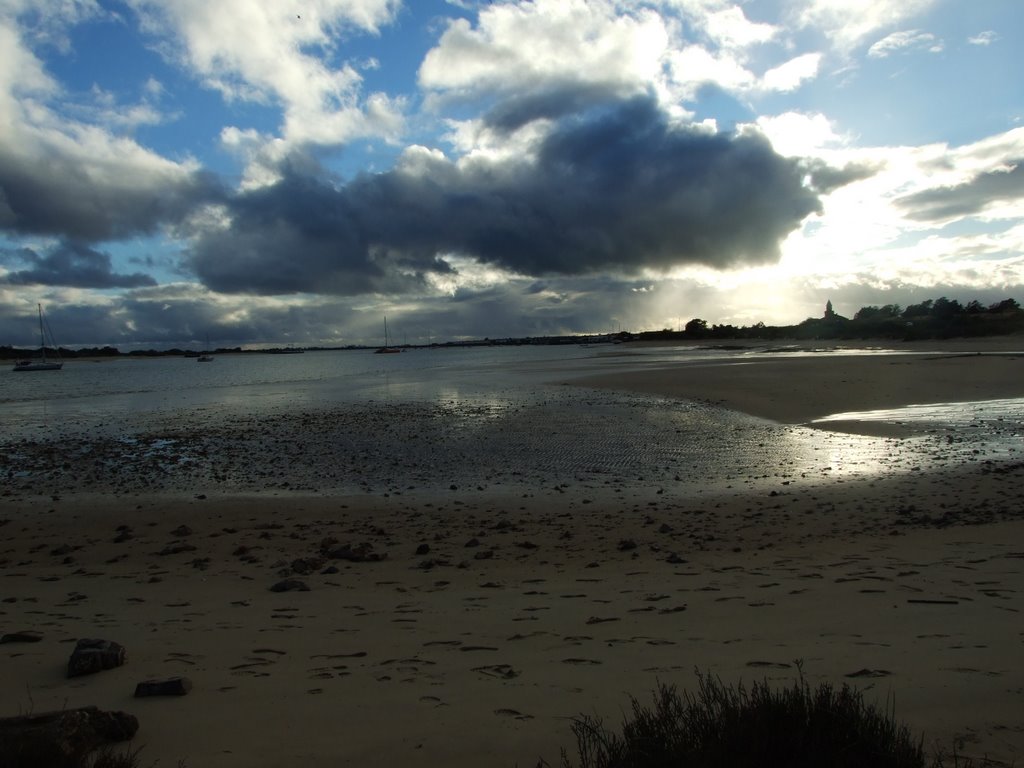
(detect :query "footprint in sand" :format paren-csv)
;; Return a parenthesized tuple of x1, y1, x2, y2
(845, 668, 892, 678)
(494, 708, 533, 721)
(473, 664, 519, 679)
(746, 660, 791, 669)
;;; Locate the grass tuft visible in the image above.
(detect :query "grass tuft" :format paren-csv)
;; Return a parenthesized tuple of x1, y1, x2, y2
(555, 668, 998, 768)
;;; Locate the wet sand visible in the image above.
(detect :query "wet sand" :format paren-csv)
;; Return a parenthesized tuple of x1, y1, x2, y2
(2, 340, 1023, 766)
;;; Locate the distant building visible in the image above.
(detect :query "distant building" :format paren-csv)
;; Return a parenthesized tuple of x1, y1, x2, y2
(824, 299, 837, 320)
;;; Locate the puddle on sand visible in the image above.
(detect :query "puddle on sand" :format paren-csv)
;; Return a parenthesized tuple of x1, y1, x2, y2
(812, 397, 1023, 440)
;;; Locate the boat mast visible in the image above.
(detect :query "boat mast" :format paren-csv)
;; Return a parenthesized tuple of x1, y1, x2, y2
(37, 303, 47, 363)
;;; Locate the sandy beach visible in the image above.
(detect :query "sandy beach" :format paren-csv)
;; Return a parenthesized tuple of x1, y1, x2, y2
(2, 340, 1023, 766)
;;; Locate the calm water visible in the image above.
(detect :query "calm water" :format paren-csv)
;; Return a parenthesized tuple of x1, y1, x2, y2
(1, 345, 622, 439)
(3, 343, 1022, 440)
(2, 344, 1021, 497)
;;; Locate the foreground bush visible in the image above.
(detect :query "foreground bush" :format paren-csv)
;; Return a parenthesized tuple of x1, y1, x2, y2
(559, 670, 929, 768)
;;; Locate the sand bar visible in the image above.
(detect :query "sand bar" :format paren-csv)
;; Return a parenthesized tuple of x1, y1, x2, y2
(574, 341, 1024, 428)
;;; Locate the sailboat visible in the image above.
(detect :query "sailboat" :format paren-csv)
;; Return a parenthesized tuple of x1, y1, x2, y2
(13, 304, 63, 372)
(374, 316, 402, 354)
(198, 335, 214, 362)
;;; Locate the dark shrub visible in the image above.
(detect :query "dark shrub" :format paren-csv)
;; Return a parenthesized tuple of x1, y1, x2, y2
(559, 670, 926, 768)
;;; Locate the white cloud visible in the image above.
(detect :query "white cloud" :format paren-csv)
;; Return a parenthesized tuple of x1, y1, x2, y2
(756, 111, 845, 156)
(420, 0, 668, 101)
(0, 14, 183, 168)
(867, 30, 943, 58)
(796, 0, 938, 52)
(762, 52, 821, 92)
(1, 0, 107, 53)
(127, 0, 403, 153)
(968, 30, 997, 46)
(667, 44, 756, 98)
(703, 6, 778, 50)
(774, 126, 1024, 297)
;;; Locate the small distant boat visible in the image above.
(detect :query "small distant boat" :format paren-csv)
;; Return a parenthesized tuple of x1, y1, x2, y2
(374, 316, 402, 354)
(13, 304, 63, 372)
(198, 333, 214, 362)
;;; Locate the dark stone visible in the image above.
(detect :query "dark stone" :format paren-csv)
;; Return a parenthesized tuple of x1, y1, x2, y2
(67, 639, 126, 678)
(473, 549, 494, 560)
(617, 539, 637, 551)
(134, 676, 193, 697)
(1, 630, 43, 644)
(415, 543, 430, 556)
(322, 543, 386, 563)
(290, 556, 325, 575)
(464, 538, 481, 548)
(0, 706, 138, 762)
(666, 553, 687, 564)
(270, 578, 310, 592)
(156, 543, 197, 556)
(171, 525, 193, 537)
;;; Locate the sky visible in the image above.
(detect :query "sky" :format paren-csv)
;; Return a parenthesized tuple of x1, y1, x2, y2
(1, 0, 1022, 349)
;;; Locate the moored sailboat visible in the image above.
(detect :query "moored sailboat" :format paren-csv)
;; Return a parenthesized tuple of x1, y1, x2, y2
(374, 316, 402, 354)
(13, 304, 63, 372)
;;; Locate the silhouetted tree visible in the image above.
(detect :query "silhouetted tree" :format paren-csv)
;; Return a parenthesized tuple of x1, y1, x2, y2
(989, 298, 1022, 314)
(684, 318, 708, 336)
(902, 300, 933, 318)
(931, 296, 963, 317)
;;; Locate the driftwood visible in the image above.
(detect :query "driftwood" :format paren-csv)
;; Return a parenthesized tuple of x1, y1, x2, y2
(0, 706, 138, 765)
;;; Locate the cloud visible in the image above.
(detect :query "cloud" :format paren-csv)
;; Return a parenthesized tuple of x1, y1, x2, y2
(967, 31, 997, 46)
(2, 241, 158, 288)
(762, 53, 821, 92)
(702, 6, 778, 50)
(0, 132, 223, 240)
(867, 30, 943, 58)
(0, 12, 224, 241)
(420, 0, 668, 113)
(796, 0, 938, 52)
(186, 97, 828, 295)
(126, 0, 406, 170)
(897, 161, 1024, 222)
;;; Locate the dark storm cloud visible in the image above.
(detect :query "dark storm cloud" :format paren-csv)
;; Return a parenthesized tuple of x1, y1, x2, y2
(3, 241, 157, 288)
(897, 160, 1024, 221)
(800, 158, 879, 194)
(188, 172, 452, 295)
(189, 97, 827, 295)
(482, 81, 634, 133)
(0, 146, 223, 241)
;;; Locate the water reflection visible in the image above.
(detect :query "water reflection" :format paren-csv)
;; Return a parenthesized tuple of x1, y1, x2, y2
(3, 348, 1020, 498)
(814, 397, 1024, 429)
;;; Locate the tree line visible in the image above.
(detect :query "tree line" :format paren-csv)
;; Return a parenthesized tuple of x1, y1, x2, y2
(643, 296, 1024, 342)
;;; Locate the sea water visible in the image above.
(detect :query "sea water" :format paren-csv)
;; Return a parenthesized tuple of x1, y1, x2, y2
(2, 345, 1020, 497)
